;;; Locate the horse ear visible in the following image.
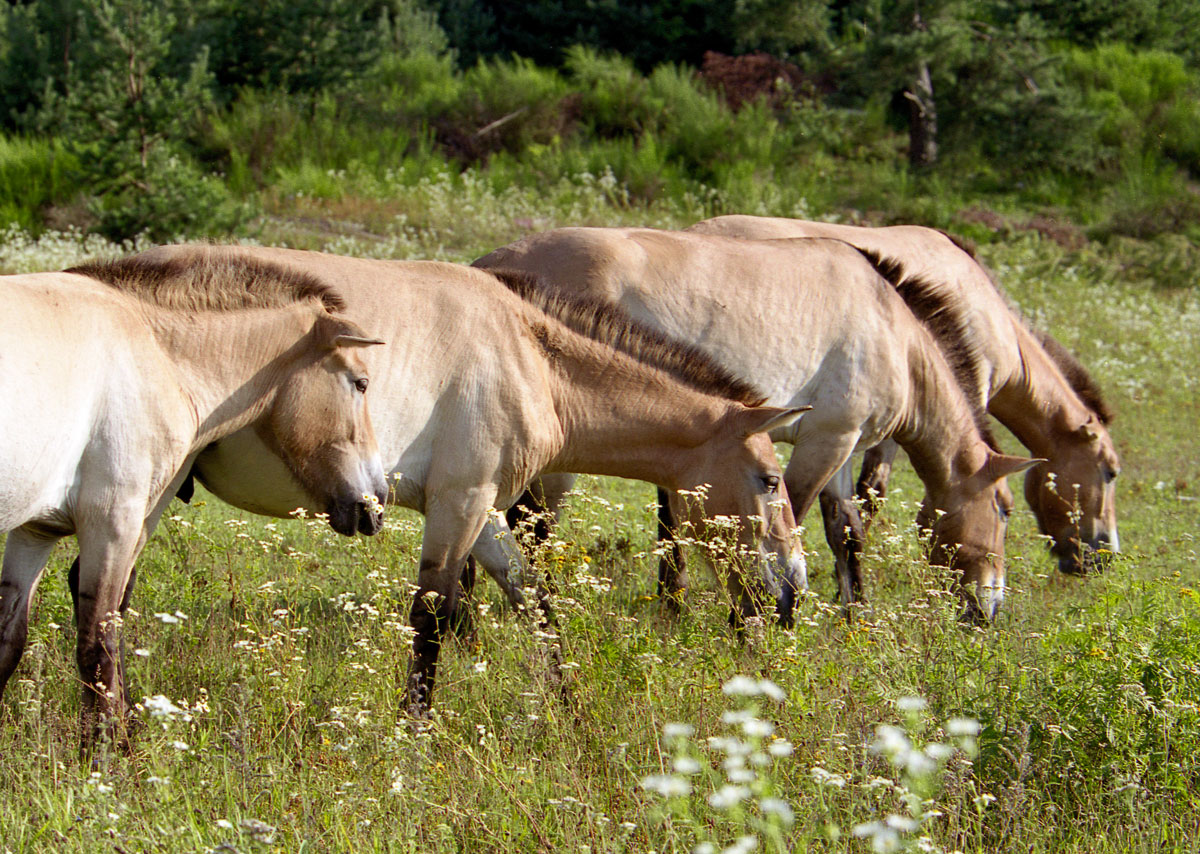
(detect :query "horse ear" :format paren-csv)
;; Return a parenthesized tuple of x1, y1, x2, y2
(1075, 416, 1101, 442)
(739, 405, 811, 438)
(980, 452, 1045, 483)
(315, 315, 385, 349)
(333, 333, 387, 348)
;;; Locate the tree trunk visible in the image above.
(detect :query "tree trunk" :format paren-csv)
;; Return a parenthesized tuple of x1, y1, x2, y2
(907, 58, 938, 168)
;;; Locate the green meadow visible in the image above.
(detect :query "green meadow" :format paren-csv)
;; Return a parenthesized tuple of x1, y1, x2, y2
(0, 198, 1196, 852)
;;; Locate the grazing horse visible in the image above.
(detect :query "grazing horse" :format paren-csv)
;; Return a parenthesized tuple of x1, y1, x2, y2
(0, 255, 388, 750)
(687, 215, 1121, 574)
(475, 228, 1041, 619)
(125, 245, 807, 715)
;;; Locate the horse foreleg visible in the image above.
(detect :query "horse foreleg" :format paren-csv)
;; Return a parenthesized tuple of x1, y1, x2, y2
(405, 494, 496, 717)
(856, 440, 900, 531)
(784, 432, 862, 613)
(0, 527, 59, 700)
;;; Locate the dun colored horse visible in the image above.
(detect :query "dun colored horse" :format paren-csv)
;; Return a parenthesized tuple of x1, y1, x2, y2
(127, 245, 806, 715)
(476, 228, 1041, 619)
(688, 215, 1120, 574)
(0, 255, 388, 750)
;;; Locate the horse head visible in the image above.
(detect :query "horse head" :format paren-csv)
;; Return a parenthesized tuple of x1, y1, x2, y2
(668, 405, 809, 626)
(1023, 413, 1121, 575)
(264, 312, 390, 536)
(920, 451, 1042, 622)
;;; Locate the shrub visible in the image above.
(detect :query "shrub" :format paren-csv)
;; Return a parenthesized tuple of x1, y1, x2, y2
(1062, 44, 1200, 175)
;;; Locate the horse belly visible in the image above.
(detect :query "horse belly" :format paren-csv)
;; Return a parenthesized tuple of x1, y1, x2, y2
(193, 429, 316, 518)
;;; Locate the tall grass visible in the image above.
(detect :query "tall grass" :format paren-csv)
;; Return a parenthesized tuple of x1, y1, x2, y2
(0, 136, 77, 229)
(0, 225, 1197, 852)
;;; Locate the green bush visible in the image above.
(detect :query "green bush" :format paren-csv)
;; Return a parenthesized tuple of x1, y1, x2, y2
(207, 89, 430, 191)
(1063, 44, 1200, 175)
(87, 144, 249, 242)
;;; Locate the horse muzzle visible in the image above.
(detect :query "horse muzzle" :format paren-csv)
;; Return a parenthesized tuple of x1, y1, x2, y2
(1055, 531, 1119, 576)
(326, 492, 386, 537)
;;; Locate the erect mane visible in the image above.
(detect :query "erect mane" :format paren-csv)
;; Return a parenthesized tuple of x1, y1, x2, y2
(66, 253, 346, 314)
(852, 247, 999, 450)
(488, 268, 768, 406)
(1032, 329, 1114, 424)
(936, 229, 978, 260)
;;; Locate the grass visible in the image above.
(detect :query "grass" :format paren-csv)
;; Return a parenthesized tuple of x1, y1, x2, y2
(0, 206, 1197, 852)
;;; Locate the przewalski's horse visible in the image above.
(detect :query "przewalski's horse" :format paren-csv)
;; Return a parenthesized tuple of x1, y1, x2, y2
(127, 244, 807, 716)
(0, 255, 388, 750)
(688, 215, 1121, 574)
(475, 228, 1041, 620)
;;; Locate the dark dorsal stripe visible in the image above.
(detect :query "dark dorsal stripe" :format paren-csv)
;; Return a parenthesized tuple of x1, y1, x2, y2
(1033, 329, 1114, 425)
(851, 246, 1000, 450)
(67, 253, 346, 314)
(488, 268, 768, 407)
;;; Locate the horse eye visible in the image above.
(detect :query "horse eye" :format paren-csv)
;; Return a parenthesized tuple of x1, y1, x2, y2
(763, 475, 781, 493)
(996, 500, 1011, 521)
(354, 377, 369, 393)
(1104, 468, 1119, 483)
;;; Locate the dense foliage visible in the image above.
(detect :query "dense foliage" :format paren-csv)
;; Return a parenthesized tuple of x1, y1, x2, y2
(0, 0, 1196, 243)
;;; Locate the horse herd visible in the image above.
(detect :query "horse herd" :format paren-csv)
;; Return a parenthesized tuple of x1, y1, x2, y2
(0, 216, 1120, 752)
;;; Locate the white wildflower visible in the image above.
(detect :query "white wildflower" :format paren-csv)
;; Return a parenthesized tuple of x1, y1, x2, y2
(707, 784, 750, 809)
(760, 797, 795, 824)
(946, 717, 980, 737)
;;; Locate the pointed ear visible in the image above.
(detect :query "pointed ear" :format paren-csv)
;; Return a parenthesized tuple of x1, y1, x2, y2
(739, 405, 811, 438)
(333, 333, 387, 348)
(316, 315, 386, 350)
(980, 452, 1046, 483)
(1074, 416, 1101, 443)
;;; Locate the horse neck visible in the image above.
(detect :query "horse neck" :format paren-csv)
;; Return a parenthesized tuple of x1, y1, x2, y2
(543, 340, 731, 489)
(895, 341, 993, 494)
(987, 323, 1094, 456)
(145, 304, 315, 447)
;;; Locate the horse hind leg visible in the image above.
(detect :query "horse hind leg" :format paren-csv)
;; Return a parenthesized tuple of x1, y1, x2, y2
(68, 556, 140, 714)
(856, 439, 900, 531)
(505, 473, 577, 548)
(74, 522, 146, 755)
(0, 527, 60, 701)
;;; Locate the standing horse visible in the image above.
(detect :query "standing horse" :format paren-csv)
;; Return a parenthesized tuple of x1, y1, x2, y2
(475, 228, 1041, 619)
(126, 245, 807, 715)
(0, 255, 388, 750)
(687, 215, 1120, 574)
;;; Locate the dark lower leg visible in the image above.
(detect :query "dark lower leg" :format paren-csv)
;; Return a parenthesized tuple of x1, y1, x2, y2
(0, 581, 30, 699)
(820, 493, 865, 608)
(506, 490, 553, 545)
(655, 487, 688, 610)
(856, 445, 896, 531)
(450, 556, 478, 640)
(405, 566, 458, 716)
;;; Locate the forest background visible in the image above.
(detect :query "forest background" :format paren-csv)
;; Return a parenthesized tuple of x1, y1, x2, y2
(0, 0, 1198, 273)
(1, 2, 1199, 853)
